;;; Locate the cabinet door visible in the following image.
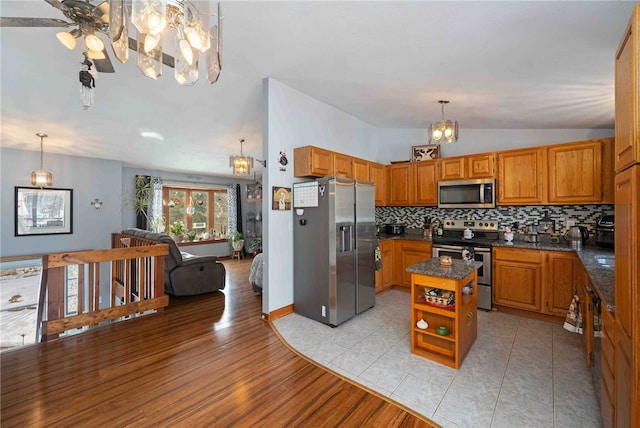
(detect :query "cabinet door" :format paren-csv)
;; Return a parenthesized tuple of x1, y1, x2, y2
(548, 141, 602, 204)
(333, 153, 353, 177)
(380, 240, 394, 290)
(394, 241, 431, 287)
(615, 6, 640, 172)
(467, 153, 496, 179)
(352, 158, 369, 181)
(439, 158, 465, 181)
(414, 161, 438, 205)
(293, 146, 333, 177)
(493, 248, 542, 312)
(388, 164, 414, 206)
(370, 163, 387, 206)
(544, 251, 579, 317)
(497, 148, 545, 205)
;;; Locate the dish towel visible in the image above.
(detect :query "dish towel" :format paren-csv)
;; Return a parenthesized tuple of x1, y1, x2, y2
(563, 294, 583, 334)
(374, 240, 382, 271)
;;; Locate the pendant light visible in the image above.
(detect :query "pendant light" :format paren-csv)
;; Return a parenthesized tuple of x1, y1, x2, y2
(428, 100, 459, 144)
(229, 138, 254, 176)
(31, 133, 53, 188)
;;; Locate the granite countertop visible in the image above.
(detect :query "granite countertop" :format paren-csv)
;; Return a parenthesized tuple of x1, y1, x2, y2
(406, 258, 483, 280)
(378, 231, 615, 312)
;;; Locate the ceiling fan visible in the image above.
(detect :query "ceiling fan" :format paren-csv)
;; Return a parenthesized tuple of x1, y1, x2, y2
(0, 0, 176, 73)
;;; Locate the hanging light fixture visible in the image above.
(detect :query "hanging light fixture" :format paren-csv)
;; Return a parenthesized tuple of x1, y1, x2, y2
(428, 100, 459, 144)
(51, 0, 222, 86)
(31, 133, 53, 188)
(229, 139, 253, 176)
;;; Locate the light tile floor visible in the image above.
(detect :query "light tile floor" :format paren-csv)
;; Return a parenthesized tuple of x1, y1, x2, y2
(272, 289, 602, 428)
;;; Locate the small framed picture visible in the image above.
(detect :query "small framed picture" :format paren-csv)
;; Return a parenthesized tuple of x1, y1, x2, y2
(272, 186, 291, 211)
(412, 144, 439, 162)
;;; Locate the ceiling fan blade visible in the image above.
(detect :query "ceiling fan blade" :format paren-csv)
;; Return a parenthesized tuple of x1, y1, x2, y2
(127, 36, 175, 68)
(92, 48, 115, 73)
(92, 1, 109, 24)
(43, 0, 69, 13)
(0, 17, 71, 27)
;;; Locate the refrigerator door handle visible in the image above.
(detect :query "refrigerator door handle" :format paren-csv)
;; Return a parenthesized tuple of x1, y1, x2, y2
(339, 225, 352, 252)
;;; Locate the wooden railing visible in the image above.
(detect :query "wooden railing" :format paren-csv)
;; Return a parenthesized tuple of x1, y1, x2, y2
(42, 243, 169, 342)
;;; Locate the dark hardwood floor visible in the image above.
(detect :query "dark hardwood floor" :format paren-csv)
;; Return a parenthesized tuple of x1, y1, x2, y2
(1, 258, 436, 427)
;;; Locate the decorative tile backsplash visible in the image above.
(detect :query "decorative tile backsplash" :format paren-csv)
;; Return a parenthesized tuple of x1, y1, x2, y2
(376, 205, 614, 237)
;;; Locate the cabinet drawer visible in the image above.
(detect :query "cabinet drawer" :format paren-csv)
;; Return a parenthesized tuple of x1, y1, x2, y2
(400, 240, 432, 252)
(494, 247, 542, 263)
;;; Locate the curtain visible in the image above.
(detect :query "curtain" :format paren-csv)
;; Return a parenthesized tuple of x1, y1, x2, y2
(227, 184, 237, 234)
(150, 177, 163, 232)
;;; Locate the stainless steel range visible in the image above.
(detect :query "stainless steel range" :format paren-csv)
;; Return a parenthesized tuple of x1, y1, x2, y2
(432, 219, 499, 311)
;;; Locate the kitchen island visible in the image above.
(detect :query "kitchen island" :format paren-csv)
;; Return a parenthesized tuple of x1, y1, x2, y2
(407, 258, 482, 368)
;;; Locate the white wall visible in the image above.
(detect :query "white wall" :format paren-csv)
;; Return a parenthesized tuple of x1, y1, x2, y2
(374, 128, 614, 163)
(262, 78, 380, 314)
(0, 148, 123, 257)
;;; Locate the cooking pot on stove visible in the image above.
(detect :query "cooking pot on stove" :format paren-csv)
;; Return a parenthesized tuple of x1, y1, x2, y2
(385, 223, 405, 235)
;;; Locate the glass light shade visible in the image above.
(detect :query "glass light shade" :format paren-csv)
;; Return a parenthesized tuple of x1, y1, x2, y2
(175, 32, 198, 85)
(206, 24, 221, 84)
(85, 33, 105, 52)
(109, 0, 129, 64)
(230, 156, 253, 176)
(137, 30, 162, 79)
(183, 3, 210, 53)
(87, 48, 106, 59)
(31, 170, 53, 187)
(132, 0, 167, 35)
(432, 126, 443, 141)
(56, 29, 80, 50)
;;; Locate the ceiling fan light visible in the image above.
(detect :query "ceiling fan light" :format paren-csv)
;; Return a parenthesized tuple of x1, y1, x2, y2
(179, 39, 194, 65)
(87, 48, 106, 59)
(56, 29, 80, 50)
(85, 33, 104, 52)
(132, 0, 167, 35)
(144, 33, 161, 53)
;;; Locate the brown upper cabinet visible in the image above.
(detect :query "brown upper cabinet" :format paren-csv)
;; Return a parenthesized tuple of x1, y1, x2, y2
(388, 161, 438, 206)
(388, 163, 414, 206)
(352, 157, 370, 181)
(497, 147, 546, 205)
(333, 152, 353, 177)
(293, 146, 333, 177)
(369, 162, 387, 206)
(615, 6, 640, 173)
(547, 140, 604, 204)
(439, 153, 496, 181)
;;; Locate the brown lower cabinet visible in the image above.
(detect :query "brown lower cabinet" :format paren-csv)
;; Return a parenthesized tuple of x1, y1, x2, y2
(493, 247, 580, 320)
(374, 239, 432, 292)
(601, 305, 616, 428)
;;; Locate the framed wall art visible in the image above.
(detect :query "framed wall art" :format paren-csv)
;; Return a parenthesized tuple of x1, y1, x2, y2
(15, 187, 73, 236)
(272, 186, 291, 211)
(412, 144, 439, 162)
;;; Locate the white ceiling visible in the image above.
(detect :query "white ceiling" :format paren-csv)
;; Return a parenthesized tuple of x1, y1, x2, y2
(0, 1, 636, 178)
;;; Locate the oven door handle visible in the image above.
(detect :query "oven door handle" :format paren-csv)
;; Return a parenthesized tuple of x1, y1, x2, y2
(433, 244, 464, 251)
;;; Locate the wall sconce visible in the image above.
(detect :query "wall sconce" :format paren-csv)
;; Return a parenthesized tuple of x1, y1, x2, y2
(90, 198, 103, 209)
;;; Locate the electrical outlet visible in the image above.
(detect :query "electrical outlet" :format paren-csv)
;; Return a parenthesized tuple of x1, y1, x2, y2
(322, 305, 326, 317)
(99, 296, 102, 304)
(566, 219, 576, 227)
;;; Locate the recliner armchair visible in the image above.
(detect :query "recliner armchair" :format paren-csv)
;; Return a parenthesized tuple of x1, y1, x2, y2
(122, 228, 226, 296)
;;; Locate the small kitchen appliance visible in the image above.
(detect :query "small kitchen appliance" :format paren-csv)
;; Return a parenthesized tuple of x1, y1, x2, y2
(385, 223, 405, 235)
(595, 215, 614, 248)
(438, 178, 495, 209)
(565, 226, 589, 250)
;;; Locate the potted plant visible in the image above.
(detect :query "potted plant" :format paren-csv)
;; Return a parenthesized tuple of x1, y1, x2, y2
(229, 230, 244, 251)
(186, 230, 197, 241)
(249, 237, 262, 255)
(169, 221, 186, 242)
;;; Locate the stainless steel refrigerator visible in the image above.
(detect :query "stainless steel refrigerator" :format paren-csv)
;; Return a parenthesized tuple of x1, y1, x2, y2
(293, 177, 376, 327)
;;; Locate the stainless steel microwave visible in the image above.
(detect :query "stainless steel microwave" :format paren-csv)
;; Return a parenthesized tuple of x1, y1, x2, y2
(438, 178, 496, 209)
